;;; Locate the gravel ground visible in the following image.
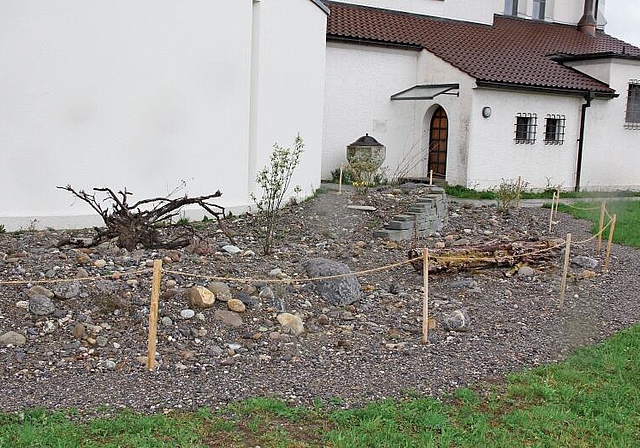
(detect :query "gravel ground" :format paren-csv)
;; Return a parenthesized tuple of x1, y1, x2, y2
(1, 186, 638, 415)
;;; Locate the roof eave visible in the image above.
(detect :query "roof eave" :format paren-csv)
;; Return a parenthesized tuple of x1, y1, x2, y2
(326, 34, 422, 51)
(475, 80, 618, 98)
(309, 0, 330, 15)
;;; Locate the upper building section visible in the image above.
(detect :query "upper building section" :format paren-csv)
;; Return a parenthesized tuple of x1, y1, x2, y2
(328, 0, 608, 27)
(325, 1, 640, 95)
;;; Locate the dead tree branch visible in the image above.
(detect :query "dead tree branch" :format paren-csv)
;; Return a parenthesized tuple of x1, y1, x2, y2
(57, 185, 232, 250)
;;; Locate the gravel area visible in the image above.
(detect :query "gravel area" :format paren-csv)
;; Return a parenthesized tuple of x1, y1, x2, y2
(1, 186, 638, 414)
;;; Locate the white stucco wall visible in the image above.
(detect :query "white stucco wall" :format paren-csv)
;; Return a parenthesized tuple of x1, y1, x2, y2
(250, 0, 327, 202)
(0, 0, 327, 230)
(467, 89, 583, 191)
(581, 59, 640, 190)
(323, 42, 419, 181)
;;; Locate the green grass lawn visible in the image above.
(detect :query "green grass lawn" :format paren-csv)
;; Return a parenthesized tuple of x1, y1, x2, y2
(556, 200, 640, 248)
(2, 200, 640, 447)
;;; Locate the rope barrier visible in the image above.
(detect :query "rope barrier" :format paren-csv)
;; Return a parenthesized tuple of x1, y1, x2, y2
(557, 202, 602, 212)
(0, 268, 152, 286)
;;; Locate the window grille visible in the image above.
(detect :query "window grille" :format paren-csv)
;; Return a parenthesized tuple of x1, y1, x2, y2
(504, 0, 518, 16)
(514, 113, 537, 144)
(625, 79, 640, 129)
(533, 0, 546, 20)
(544, 114, 565, 145)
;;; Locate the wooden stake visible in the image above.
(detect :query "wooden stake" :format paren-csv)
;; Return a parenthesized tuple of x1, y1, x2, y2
(604, 214, 617, 273)
(429, 169, 433, 185)
(338, 164, 344, 194)
(516, 176, 522, 206)
(147, 259, 162, 370)
(553, 189, 560, 220)
(559, 233, 572, 310)
(548, 191, 556, 232)
(596, 201, 606, 253)
(421, 248, 430, 344)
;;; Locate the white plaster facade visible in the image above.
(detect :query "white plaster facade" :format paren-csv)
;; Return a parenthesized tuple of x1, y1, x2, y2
(322, 1, 640, 192)
(0, 0, 327, 230)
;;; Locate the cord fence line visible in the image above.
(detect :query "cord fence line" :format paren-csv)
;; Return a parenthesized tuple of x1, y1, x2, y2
(0, 206, 617, 287)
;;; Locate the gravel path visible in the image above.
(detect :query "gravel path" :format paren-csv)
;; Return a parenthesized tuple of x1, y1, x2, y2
(1, 187, 638, 414)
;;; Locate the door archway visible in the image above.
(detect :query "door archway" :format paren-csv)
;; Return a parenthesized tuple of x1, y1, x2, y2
(428, 106, 448, 179)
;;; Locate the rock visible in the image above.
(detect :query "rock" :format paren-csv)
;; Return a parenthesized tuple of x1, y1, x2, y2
(317, 314, 330, 325)
(269, 268, 283, 277)
(166, 280, 177, 288)
(346, 205, 377, 212)
(582, 269, 597, 279)
(206, 282, 232, 302)
(227, 299, 246, 313)
(277, 313, 305, 336)
(104, 360, 117, 370)
(94, 259, 107, 269)
(572, 255, 598, 270)
(52, 281, 81, 300)
(0, 331, 27, 346)
(15, 300, 29, 309)
(75, 252, 91, 264)
(95, 336, 108, 347)
(442, 309, 471, 332)
(303, 258, 361, 306)
(259, 286, 276, 301)
(222, 245, 242, 255)
(188, 286, 216, 308)
(161, 316, 173, 327)
(517, 265, 535, 277)
(72, 323, 86, 339)
(243, 250, 255, 257)
(29, 295, 55, 315)
(27, 285, 54, 299)
(236, 292, 261, 310)
(451, 238, 470, 247)
(450, 279, 476, 289)
(180, 309, 195, 319)
(42, 320, 56, 334)
(434, 241, 446, 249)
(214, 310, 243, 327)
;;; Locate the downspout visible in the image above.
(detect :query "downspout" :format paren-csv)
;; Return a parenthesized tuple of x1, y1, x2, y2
(575, 92, 593, 192)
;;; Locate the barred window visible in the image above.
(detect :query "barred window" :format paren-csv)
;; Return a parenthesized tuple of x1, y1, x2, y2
(544, 114, 565, 145)
(533, 0, 546, 20)
(514, 113, 537, 144)
(505, 0, 518, 16)
(625, 80, 640, 129)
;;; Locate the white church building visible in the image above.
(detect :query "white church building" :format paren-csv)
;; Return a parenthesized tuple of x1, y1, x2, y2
(1, 0, 639, 230)
(322, 0, 640, 191)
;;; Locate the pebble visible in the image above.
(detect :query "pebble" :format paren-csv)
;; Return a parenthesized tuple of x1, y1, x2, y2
(104, 360, 117, 370)
(227, 299, 246, 313)
(29, 295, 55, 316)
(180, 309, 195, 319)
(0, 331, 27, 346)
(222, 245, 242, 255)
(161, 316, 173, 327)
(94, 259, 107, 269)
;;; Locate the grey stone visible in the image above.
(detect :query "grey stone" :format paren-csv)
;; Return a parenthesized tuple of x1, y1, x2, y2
(161, 316, 173, 327)
(346, 205, 377, 211)
(450, 279, 476, 289)
(517, 265, 535, 276)
(29, 295, 55, 315)
(180, 309, 195, 319)
(221, 245, 242, 255)
(303, 258, 361, 306)
(443, 309, 472, 332)
(259, 286, 276, 301)
(572, 255, 598, 270)
(207, 281, 232, 302)
(52, 281, 81, 300)
(214, 310, 243, 327)
(0, 331, 27, 346)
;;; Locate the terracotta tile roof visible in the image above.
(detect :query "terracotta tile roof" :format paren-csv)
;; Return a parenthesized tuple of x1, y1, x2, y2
(325, 1, 640, 94)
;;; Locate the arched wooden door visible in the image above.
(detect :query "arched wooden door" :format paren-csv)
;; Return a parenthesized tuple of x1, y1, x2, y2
(428, 106, 448, 179)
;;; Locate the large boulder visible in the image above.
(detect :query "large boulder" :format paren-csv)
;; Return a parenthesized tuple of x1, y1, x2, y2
(303, 258, 361, 306)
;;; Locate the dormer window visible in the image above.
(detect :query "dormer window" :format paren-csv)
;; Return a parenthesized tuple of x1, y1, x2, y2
(533, 0, 546, 20)
(505, 0, 518, 16)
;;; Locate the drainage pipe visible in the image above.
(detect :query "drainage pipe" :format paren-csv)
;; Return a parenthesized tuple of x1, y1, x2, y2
(575, 92, 593, 192)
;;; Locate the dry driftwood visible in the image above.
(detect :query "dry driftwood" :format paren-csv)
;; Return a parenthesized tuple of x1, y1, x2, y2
(408, 239, 564, 274)
(57, 185, 232, 250)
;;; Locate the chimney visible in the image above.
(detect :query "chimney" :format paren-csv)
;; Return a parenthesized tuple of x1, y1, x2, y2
(578, 0, 597, 36)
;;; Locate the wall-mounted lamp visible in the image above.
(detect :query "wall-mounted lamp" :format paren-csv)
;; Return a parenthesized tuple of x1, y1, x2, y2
(482, 106, 492, 118)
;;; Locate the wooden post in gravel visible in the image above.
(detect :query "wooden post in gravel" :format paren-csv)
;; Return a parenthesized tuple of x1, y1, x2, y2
(554, 189, 560, 220)
(559, 233, 571, 310)
(147, 259, 163, 370)
(597, 201, 606, 253)
(421, 248, 430, 344)
(338, 164, 344, 194)
(604, 214, 618, 273)
(548, 191, 557, 232)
